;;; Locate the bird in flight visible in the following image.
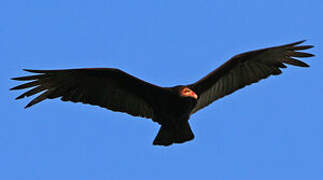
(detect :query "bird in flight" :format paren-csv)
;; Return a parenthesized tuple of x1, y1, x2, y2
(11, 40, 314, 146)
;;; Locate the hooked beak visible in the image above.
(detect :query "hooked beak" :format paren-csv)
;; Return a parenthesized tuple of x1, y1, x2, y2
(190, 91, 198, 99)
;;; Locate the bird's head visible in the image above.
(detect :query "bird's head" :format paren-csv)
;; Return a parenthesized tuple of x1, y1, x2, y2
(176, 86, 198, 100)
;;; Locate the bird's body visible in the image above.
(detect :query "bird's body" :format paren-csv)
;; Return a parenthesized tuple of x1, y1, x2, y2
(11, 40, 314, 146)
(151, 86, 198, 145)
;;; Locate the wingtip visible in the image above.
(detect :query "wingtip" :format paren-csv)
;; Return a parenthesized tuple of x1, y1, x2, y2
(10, 84, 23, 90)
(24, 101, 35, 108)
(290, 40, 306, 46)
(300, 39, 306, 43)
(307, 53, 315, 57)
(300, 62, 310, 68)
(11, 77, 21, 81)
(23, 69, 38, 73)
(15, 95, 24, 100)
(10, 69, 36, 81)
(307, 45, 314, 49)
(291, 39, 311, 46)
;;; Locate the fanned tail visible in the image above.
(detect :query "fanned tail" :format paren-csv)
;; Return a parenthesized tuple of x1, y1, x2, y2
(153, 121, 194, 146)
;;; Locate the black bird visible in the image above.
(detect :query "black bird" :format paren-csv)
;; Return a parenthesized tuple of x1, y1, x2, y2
(11, 40, 314, 146)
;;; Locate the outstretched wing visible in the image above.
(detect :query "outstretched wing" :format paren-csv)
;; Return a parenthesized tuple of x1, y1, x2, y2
(11, 68, 165, 118)
(188, 40, 314, 114)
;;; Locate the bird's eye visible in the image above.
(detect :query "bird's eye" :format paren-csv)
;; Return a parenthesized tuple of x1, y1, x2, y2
(183, 88, 190, 93)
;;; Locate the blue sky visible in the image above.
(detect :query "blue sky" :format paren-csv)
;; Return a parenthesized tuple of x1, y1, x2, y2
(1, 0, 322, 179)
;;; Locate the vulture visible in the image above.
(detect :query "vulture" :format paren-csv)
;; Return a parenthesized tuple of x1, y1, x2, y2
(11, 40, 314, 146)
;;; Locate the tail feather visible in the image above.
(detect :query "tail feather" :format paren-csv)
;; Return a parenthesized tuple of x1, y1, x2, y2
(153, 125, 174, 146)
(174, 121, 194, 143)
(153, 121, 194, 146)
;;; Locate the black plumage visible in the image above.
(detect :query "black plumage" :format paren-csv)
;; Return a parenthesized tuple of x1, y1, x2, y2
(11, 40, 314, 146)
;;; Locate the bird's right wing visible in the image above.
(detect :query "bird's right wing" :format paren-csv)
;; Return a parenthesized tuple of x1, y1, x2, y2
(188, 40, 314, 114)
(11, 68, 166, 119)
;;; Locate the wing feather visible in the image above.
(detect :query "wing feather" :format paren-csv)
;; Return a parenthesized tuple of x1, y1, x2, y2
(189, 41, 314, 114)
(11, 68, 165, 119)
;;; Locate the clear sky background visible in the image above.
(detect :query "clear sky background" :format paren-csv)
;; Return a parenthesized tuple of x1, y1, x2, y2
(1, 0, 322, 179)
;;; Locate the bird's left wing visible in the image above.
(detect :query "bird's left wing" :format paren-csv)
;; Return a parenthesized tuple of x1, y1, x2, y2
(188, 40, 314, 114)
(11, 68, 165, 119)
